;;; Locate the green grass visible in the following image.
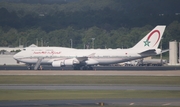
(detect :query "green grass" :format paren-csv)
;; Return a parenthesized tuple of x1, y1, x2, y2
(0, 90, 180, 101)
(0, 75, 180, 85)
(0, 75, 179, 105)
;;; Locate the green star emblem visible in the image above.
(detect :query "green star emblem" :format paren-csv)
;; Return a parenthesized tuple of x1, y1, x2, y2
(144, 40, 150, 46)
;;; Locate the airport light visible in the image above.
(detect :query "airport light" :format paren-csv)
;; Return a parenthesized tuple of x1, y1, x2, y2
(91, 38, 95, 49)
(70, 39, 73, 48)
(19, 38, 21, 47)
(36, 38, 38, 46)
(46, 42, 49, 46)
(160, 37, 163, 63)
(41, 38, 43, 47)
(26, 41, 29, 47)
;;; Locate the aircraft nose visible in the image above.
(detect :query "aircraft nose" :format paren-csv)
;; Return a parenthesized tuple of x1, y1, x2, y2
(13, 53, 22, 60)
(13, 54, 18, 60)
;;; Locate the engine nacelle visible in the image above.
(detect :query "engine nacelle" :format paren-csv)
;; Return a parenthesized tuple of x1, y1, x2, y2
(85, 59, 99, 65)
(52, 59, 79, 67)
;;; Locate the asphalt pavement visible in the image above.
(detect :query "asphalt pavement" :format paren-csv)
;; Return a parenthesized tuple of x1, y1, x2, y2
(0, 84, 180, 90)
(1, 65, 180, 70)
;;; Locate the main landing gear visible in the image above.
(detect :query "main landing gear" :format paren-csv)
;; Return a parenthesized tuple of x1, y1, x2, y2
(27, 64, 33, 70)
(27, 64, 42, 70)
(73, 65, 93, 70)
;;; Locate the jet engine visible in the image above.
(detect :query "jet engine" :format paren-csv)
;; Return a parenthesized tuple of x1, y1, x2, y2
(52, 59, 79, 67)
(85, 59, 99, 65)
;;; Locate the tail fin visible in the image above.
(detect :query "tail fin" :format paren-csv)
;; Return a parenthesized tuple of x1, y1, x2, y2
(132, 25, 166, 49)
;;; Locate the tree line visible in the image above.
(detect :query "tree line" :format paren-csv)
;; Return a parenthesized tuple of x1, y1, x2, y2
(0, 21, 180, 50)
(0, 0, 180, 49)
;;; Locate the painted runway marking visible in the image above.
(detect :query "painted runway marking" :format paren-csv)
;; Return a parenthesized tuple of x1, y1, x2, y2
(130, 103, 134, 105)
(163, 103, 171, 106)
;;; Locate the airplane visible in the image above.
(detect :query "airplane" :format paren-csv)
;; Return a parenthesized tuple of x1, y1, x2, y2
(13, 25, 168, 70)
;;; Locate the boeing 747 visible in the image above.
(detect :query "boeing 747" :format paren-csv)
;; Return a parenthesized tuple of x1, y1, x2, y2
(13, 25, 168, 70)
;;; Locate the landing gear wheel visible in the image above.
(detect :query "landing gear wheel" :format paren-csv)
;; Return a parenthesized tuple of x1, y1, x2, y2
(81, 66, 93, 70)
(73, 65, 93, 70)
(88, 66, 93, 70)
(27, 64, 33, 70)
(73, 65, 81, 70)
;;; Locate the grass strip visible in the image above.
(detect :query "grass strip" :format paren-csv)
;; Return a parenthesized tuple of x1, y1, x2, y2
(0, 90, 180, 101)
(0, 76, 180, 85)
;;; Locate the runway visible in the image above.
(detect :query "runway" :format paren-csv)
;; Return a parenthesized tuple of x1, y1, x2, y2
(0, 84, 180, 90)
(0, 70, 180, 76)
(1, 65, 180, 70)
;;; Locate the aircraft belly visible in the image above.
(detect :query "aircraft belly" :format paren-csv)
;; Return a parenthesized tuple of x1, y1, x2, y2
(93, 57, 140, 65)
(18, 58, 51, 64)
(93, 57, 124, 64)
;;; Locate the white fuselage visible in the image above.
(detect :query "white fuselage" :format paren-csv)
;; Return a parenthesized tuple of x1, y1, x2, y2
(13, 47, 145, 65)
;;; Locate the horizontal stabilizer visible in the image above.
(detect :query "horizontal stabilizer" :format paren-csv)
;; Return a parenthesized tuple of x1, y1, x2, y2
(161, 49, 169, 54)
(139, 49, 156, 56)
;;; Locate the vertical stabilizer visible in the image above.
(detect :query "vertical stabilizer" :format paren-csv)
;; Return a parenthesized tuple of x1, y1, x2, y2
(132, 25, 166, 49)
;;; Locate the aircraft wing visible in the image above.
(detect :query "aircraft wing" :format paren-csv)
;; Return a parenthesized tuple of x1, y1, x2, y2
(76, 57, 88, 62)
(75, 53, 96, 63)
